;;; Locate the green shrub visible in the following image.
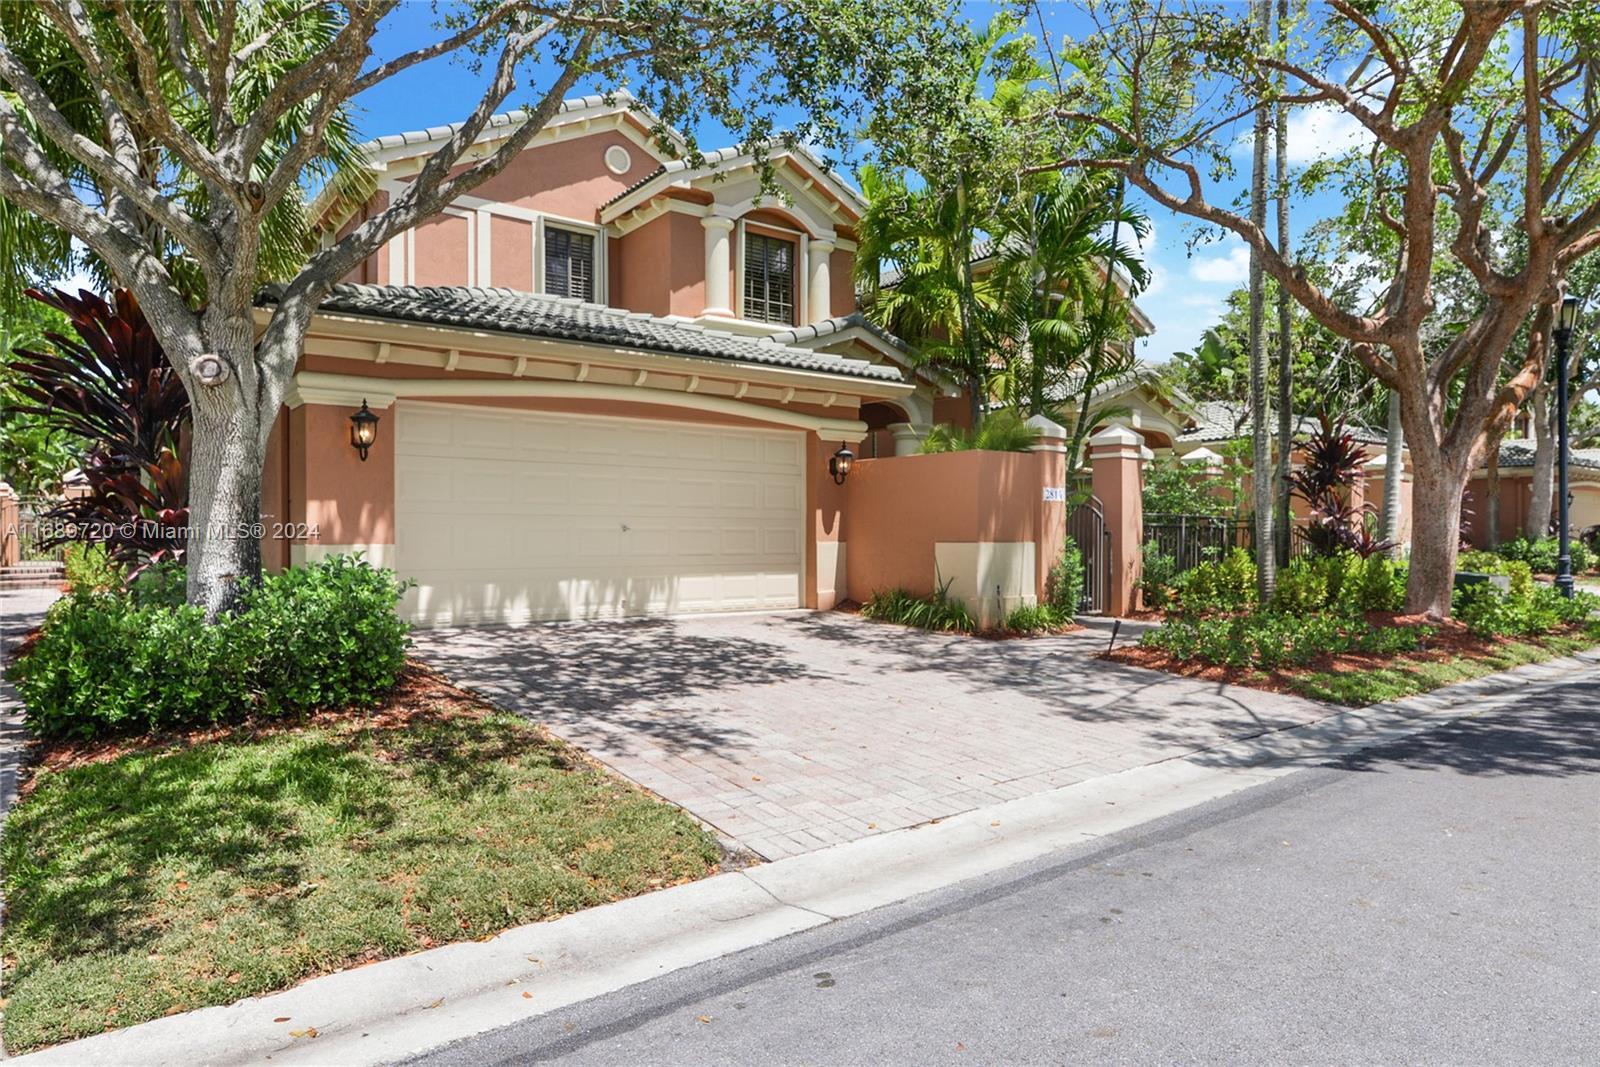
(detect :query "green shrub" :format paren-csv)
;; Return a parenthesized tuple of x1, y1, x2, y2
(1046, 536, 1084, 613)
(1320, 551, 1364, 611)
(128, 559, 187, 608)
(861, 581, 976, 633)
(1140, 540, 1178, 610)
(7, 556, 411, 740)
(1004, 603, 1072, 633)
(918, 410, 1039, 453)
(1357, 555, 1407, 612)
(1498, 536, 1594, 575)
(1454, 582, 1598, 638)
(1272, 556, 1328, 615)
(62, 543, 121, 595)
(1142, 609, 1433, 671)
(1173, 547, 1256, 616)
(1456, 549, 1507, 575)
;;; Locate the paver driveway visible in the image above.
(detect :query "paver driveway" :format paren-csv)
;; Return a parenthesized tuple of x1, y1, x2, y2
(413, 612, 1333, 860)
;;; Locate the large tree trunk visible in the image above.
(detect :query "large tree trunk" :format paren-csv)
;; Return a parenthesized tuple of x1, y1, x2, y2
(1406, 456, 1467, 618)
(1247, 0, 1274, 600)
(1527, 383, 1556, 538)
(185, 399, 266, 617)
(1382, 389, 1405, 556)
(176, 303, 274, 619)
(1399, 385, 1479, 618)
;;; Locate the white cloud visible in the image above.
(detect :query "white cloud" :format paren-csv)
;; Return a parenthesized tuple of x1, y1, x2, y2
(1230, 104, 1373, 166)
(1190, 243, 1250, 284)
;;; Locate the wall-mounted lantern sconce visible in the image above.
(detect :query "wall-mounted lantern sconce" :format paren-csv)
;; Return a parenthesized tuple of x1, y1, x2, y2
(350, 399, 380, 461)
(829, 442, 854, 485)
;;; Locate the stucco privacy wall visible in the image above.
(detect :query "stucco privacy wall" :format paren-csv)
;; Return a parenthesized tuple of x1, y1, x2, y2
(839, 424, 1068, 627)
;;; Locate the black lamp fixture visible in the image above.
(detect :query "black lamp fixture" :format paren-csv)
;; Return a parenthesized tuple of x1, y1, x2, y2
(829, 442, 855, 485)
(350, 399, 380, 462)
(1553, 295, 1581, 599)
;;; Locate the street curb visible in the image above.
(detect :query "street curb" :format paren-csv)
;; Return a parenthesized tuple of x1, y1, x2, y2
(12, 649, 1599, 1067)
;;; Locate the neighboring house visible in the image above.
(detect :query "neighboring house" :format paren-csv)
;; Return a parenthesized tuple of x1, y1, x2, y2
(261, 93, 973, 625)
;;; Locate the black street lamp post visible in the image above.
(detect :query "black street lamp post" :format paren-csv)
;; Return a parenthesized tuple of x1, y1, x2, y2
(1554, 295, 1580, 599)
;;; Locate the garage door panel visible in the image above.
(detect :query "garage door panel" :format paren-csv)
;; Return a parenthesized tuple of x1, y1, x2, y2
(396, 402, 805, 625)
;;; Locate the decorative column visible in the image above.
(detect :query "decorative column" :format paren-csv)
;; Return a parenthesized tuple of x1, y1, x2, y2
(888, 423, 925, 456)
(701, 215, 735, 318)
(1090, 424, 1145, 617)
(807, 238, 835, 323)
(1028, 414, 1069, 605)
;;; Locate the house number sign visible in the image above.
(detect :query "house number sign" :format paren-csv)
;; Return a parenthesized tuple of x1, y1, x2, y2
(1042, 487, 1066, 502)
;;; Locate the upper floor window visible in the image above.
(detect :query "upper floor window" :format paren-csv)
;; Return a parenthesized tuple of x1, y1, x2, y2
(544, 226, 595, 302)
(743, 233, 795, 325)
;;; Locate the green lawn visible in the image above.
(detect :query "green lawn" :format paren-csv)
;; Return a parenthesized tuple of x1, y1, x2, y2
(1289, 629, 1600, 705)
(0, 700, 720, 1052)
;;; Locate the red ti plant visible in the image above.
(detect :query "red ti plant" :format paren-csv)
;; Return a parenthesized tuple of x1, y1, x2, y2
(6, 288, 189, 574)
(1287, 414, 1395, 559)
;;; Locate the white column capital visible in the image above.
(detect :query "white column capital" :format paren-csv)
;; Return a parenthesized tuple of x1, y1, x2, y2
(701, 215, 736, 233)
(809, 238, 837, 256)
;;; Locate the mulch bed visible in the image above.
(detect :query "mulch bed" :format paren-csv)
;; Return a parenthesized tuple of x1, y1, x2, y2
(1104, 612, 1513, 694)
(18, 659, 496, 789)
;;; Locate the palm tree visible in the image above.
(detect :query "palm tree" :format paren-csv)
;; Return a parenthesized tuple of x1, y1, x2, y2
(1248, 0, 1276, 600)
(857, 166, 995, 428)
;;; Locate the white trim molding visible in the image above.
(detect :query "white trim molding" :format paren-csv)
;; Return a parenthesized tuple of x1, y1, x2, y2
(288, 370, 869, 440)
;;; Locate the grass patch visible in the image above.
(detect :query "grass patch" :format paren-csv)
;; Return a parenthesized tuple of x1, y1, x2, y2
(1290, 630, 1600, 705)
(0, 671, 720, 1053)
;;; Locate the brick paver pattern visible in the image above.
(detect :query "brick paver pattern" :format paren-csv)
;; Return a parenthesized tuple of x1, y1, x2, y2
(413, 612, 1333, 860)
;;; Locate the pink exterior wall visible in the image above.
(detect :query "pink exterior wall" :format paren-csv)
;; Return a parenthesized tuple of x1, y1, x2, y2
(490, 214, 534, 293)
(281, 404, 396, 556)
(840, 450, 1053, 603)
(412, 213, 470, 288)
(830, 248, 855, 318)
(1463, 473, 1533, 546)
(260, 407, 290, 571)
(613, 212, 705, 317)
(807, 435, 847, 610)
(468, 128, 655, 219)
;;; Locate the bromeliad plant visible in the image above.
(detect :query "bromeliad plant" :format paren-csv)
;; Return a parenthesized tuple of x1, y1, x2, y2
(6, 288, 189, 574)
(1287, 414, 1394, 559)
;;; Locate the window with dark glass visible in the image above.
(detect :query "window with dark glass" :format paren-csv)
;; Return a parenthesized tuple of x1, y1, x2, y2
(544, 226, 595, 301)
(743, 233, 795, 324)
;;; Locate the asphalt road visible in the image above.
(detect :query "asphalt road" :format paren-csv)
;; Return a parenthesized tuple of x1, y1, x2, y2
(406, 682, 1600, 1066)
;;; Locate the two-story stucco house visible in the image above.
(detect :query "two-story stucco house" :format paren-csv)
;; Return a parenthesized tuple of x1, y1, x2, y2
(260, 93, 969, 625)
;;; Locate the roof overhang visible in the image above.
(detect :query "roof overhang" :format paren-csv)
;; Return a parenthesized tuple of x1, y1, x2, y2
(599, 145, 864, 229)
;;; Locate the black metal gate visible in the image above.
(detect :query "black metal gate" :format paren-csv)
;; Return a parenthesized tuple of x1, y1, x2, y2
(1068, 494, 1111, 614)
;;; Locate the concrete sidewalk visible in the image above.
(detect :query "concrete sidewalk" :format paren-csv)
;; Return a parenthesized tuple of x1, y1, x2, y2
(1, 588, 57, 822)
(18, 646, 1599, 1067)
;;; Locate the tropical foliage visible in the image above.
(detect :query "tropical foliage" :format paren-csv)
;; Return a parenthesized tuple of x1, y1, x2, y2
(1287, 415, 1393, 559)
(5, 289, 189, 574)
(856, 14, 1150, 444)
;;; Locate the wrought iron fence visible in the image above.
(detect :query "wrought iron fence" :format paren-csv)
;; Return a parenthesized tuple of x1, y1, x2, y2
(1069, 494, 1111, 614)
(1143, 513, 1312, 575)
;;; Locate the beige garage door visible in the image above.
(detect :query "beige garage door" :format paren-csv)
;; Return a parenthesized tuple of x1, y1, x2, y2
(394, 401, 805, 625)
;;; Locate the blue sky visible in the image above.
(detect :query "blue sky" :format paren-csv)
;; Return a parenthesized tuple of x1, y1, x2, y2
(350, 2, 1366, 365)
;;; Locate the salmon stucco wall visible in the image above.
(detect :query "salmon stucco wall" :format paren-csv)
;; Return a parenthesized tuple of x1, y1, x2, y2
(840, 450, 1052, 614)
(614, 212, 706, 318)
(281, 403, 396, 566)
(808, 436, 848, 610)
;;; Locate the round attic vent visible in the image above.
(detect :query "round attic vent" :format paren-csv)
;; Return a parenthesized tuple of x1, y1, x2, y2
(604, 144, 632, 175)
